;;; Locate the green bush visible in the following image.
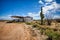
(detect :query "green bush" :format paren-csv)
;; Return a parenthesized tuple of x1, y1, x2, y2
(45, 29, 60, 40)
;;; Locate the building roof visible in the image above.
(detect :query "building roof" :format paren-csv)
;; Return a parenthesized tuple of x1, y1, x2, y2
(11, 16, 24, 18)
(11, 16, 32, 18)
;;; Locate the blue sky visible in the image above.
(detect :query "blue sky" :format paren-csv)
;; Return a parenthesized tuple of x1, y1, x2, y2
(0, 0, 60, 20)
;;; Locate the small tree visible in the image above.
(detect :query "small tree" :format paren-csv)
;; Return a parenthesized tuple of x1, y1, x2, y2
(40, 7, 44, 25)
(45, 12, 53, 25)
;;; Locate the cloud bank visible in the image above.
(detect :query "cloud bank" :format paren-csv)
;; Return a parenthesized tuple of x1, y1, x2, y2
(28, 0, 60, 19)
(45, 0, 53, 2)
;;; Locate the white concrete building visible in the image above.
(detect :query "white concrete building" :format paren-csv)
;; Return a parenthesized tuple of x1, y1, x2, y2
(11, 16, 33, 22)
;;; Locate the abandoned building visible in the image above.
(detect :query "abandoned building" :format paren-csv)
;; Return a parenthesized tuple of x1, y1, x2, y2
(11, 16, 33, 22)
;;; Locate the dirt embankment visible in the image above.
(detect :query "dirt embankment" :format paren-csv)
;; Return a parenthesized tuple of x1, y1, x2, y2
(0, 22, 43, 40)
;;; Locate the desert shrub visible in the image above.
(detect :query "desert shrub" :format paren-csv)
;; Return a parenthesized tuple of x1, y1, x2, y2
(32, 24, 40, 28)
(47, 20, 52, 25)
(32, 24, 38, 28)
(53, 29, 58, 31)
(40, 29, 45, 35)
(55, 23, 60, 28)
(45, 29, 60, 40)
(35, 21, 40, 24)
(6, 20, 17, 23)
(7, 21, 13, 23)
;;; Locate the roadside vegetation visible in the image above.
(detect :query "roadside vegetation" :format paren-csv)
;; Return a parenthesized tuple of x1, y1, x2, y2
(31, 20, 60, 40)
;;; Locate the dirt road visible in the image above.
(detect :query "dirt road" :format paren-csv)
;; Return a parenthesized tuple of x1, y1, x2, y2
(0, 22, 42, 40)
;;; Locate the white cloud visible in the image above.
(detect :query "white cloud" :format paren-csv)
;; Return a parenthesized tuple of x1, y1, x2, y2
(0, 16, 12, 20)
(0, 15, 13, 20)
(28, 0, 60, 19)
(27, 12, 41, 19)
(45, 3, 49, 5)
(37, 0, 60, 19)
(39, 0, 44, 4)
(28, 13, 39, 17)
(53, 15, 60, 19)
(27, 0, 60, 19)
(45, 0, 53, 2)
(43, 2, 60, 14)
(27, 1, 60, 19)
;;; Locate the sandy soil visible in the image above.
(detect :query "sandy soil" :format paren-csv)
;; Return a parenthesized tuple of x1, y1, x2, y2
(0, 22, 43, 40)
